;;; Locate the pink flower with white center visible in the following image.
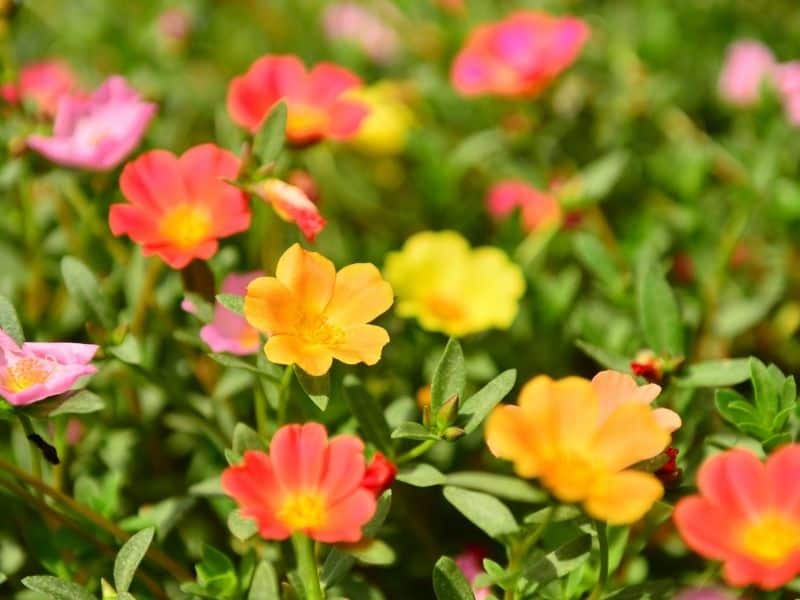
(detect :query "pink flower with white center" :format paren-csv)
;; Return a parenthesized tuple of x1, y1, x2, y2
(182, 272, 263, 355)
(0, 329, 98, 407)
(454, 547, 491, 600)
(27, 75, 156, 171)
(718, 40, 776, 107)
(323, 3, 400, 65)
(256, 179, 326, 242)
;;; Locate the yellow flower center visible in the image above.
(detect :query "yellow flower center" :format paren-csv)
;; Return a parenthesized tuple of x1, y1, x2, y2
(159, 205, 212, 249)
(740, 514, 800, 564)
(278, 493, 327, 530)
(540, 452, 599, 503)
(298, 315, 345, 346)
(1, 358, 53, 392)
(424, 294, 467, 323)
(286, 105, 328, 139)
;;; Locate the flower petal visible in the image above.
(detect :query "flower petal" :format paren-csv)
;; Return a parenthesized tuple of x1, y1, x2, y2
(119, 149, 187, 212)
(697, 449, 769, 520)
(674, 496, 744, 561)
(269, 423, 328, 494)
(311, 488, 376, 543)
(326, 263, 393, 327)
(264, 335, 333, 376)
(330, 324, 389, 366)
(585, 470, 663, 525)
(318, 435, 366, 503)
(485, 405, 539, 477)
(592, 402, 670, 471)
(244, 277, 297, 335)
(275, 243, 336, 316)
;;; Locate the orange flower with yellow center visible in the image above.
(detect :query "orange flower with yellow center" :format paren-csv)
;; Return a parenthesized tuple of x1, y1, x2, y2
(244, 244, 394, 376)
(485, 375, 671, 524)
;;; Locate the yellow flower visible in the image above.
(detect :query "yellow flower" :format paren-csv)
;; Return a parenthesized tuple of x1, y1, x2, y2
(485, 375, 671, 524)
(244, 244, 394, 376)
(347, 82, 415, 156)
(383, 231, 525, 337)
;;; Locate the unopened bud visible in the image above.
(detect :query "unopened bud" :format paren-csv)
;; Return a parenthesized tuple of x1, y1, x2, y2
(631, 350, 663, 383)
(422, 404, 432, 428)
(443, 426, 466, 441)
(436, 393, 460, 428)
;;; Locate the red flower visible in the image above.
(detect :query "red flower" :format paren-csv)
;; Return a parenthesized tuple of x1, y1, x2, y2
(109, 144, 251, 269)
(227, 54, 368, 146)
(361, 452, 397, 496)
(3, 60, 77, 116)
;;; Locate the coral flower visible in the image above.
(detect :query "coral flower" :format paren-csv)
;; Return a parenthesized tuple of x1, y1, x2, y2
(487, 180, 562, 233)
(383, 231, 525, 337)
(361, 452, 397, 496)
(109, 144, 251, 269)
(0, 329, 98, 407)
(227, 54, 368, 145)
(254, 179, 326, 242)
(451, 11, 589, 98)
(182, 272, 263, 355)
(591, 370, 681, 433)
(27, 76, 155, 171)
(2, 60, 77, 116)
(244, 244, 393, 376)
(674, 446, 800, 590)
(486, 375, 670, 524)
(221, 422, 377, 542)
(718, 40, 775, 107)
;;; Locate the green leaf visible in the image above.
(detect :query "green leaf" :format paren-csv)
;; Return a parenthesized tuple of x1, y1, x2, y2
(563, 151, 629, 207)
(460, 369, 516, 434)
(445, 472, 545, 503)
(396, 463, 446, 487)
(575, 340, 630, 372)
(443, 486, 518, 539)
(61, 256, 115, 330)
(432, 556, 475, 600)
(572, 233, 622, 293)
(0, 294, 24, 344)
(208, 353, 279, 384)
(519, 534, 592, 585)
(763, 431, 793, 452)
(715, 389, 759, 429)
(109, 336, 142, 365)
(636, 264, 684, 357)
(391, 422, 439, 441)
(294, 366, 329, 411)
(184, 292, 215, 323)
(48, 390, 104, 417)
(196, 545, 238, 598)
(340, 539, 395, 566)
(232, 423, 267, 455)
(21, 575, 95, 600)
(228, 509, 258, 541)
(253, 101, 287, 165)
(431, 338, 466, 414)
(676, 358, 751, 387)
(343, 375, 393, 455)
(189, 476, 224, 496)
(248, 560, 280, 600)
(216, 294, 244, 316)
(114, 527, 154, 593)
(750, 357, 777, 420)
(604, 580, 675, 599)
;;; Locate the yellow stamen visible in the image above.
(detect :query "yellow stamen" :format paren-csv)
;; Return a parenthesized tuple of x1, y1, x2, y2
(160, 205, 212, 249)
(740, 514, 800, 564)
(278, 493, 327, 530)
(286, 105, 328, 138)
(298, 315, 345, 346)
(2, 358, 53, 392)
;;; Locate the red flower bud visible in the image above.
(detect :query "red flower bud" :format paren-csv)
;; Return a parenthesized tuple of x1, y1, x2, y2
(361, 452, 397, 496)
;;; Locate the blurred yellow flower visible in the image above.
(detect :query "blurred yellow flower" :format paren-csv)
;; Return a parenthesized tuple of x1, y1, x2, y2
(244, 244, 394, 376)
(485, 375, 670, 524)
(383, 231, 525, 337)
(347, 82, 415, 155)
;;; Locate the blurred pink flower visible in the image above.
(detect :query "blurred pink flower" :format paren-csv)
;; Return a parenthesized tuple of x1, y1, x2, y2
(0, 329, 98, 407)
(718, 40, 776, 106)
(2, 59, 77, 116)
(487, 179, 562, 232)
(451, 11, 589, 98)
(454, 547, 491, 600)
(774, 62, 800, 125)
(323, 3, 399, 64)
(158, 7, 192, 42)
(27, 76, 156, 171)
(674, 587, 734, 600)
(183, 272, 263, 355)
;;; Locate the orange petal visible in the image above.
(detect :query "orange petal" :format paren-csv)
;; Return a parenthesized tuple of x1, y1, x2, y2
(325, 263, 394, 327)
(592, 402, 670, 471)
(485, 405, 540, 477)
(330, 324, 390, 366)
(275, 244, 336, 316)
(584, 470, 663, 525)
(264, 334, 333, 376)
(244, 276, 297, 334)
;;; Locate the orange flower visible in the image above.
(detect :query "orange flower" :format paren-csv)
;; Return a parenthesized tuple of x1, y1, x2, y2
(244, 244, 393, 376)
(222, 423, 377, 542)
(674, 446, 800, 590)
(591, 370, 681, 433)
(486, 375, 671, 524)
(109, 144, 250, 269)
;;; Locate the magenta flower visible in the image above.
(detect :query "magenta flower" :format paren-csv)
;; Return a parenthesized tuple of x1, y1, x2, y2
(182, 272, 263, 355)
(718, 40, 776, 106)
(323, 3, 399, 64)
(27, 75, 156, 171)
(0, 329, 98, 407)
(454, 547, 491, 600)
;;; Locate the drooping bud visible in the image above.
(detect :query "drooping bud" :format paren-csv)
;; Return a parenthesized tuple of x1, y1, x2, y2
(251, 178, 326, 242)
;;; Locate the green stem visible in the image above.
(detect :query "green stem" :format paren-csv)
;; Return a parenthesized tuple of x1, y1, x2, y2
(292, 532, 324, 600)
(277, 365, 294, 425)
(130, 258, 164, 336)
(396, 439, 437, 464)
(18, 414, 43, 484)
(589, 520, 609, 600)
(254, 384, 268, 437)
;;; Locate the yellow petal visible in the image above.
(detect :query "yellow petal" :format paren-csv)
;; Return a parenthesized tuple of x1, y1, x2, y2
(330, 324, 390, 366)
(584, 470, 664, 525)
(244, 276, 297, 334)
(485, 405, 540, 478)
(264, 335, 333, 376)
(325, 263, 394, 326)
(592, 402, 670, 472)
(275, 243, 336, 316)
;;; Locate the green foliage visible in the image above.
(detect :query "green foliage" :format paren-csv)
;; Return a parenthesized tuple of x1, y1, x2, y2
(113, 527, 154, 593)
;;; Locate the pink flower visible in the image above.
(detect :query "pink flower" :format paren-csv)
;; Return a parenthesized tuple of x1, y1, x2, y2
(2, 60, 77, 116)
(487, 180, 562, 232)
(718, 41, 776, 107)
(454, 547, 491, 600)
(255, 179, 326, 241)
(774, 62, 800, 126)
(451, 11, 589, 98)
(323, 3, 400, 64)
(0, 329, 98, 407)
(27, 76, 156, 171)
(158, 7, 192, 42)
(674, 588, 734, 600)
(182, 272, 263, 355)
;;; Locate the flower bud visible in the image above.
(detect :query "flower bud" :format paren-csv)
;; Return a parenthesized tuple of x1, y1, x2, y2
(361, 452, 397, 496)
(443, 426, 466, 441)
(436, 393, 460, 428)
